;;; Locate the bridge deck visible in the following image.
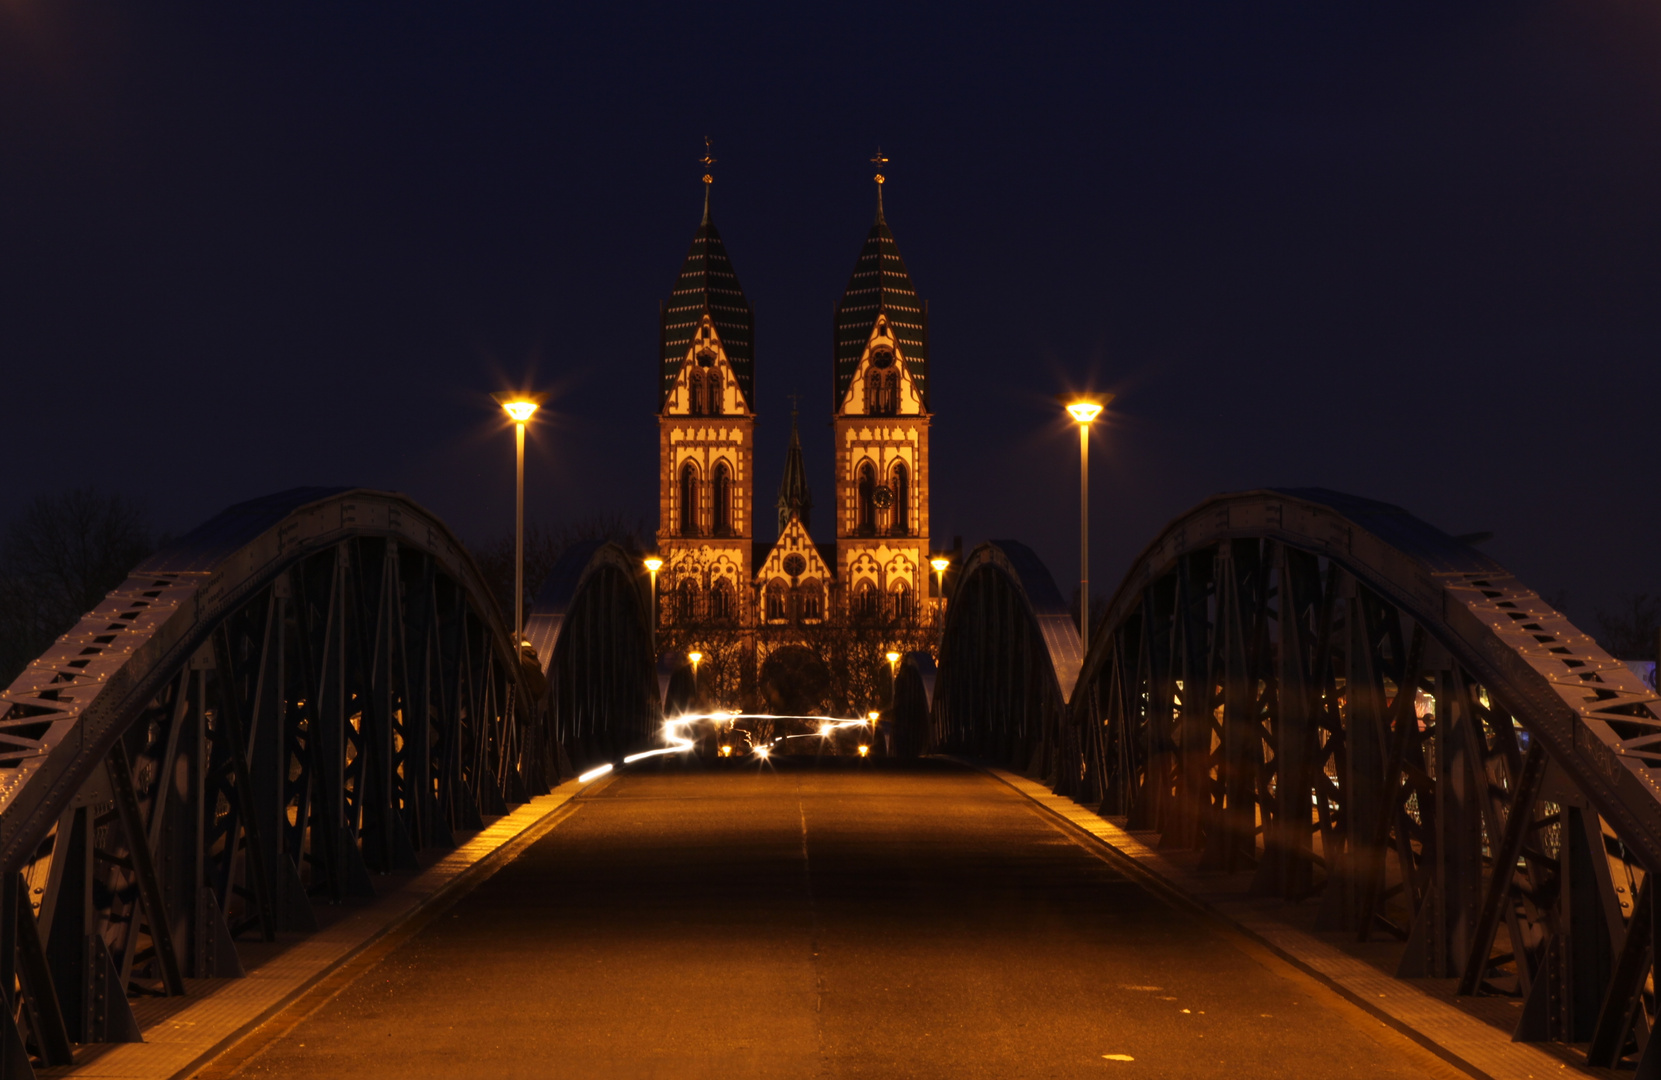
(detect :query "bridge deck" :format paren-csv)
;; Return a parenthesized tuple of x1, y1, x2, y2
(155, 759, 1467, 1080)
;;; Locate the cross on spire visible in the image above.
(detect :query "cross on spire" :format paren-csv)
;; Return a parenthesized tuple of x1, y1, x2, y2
(700, 136, 717, 183)
(700, 136, 717, 221)
(787, 391, 801, 418)
(871, 146, 889, 220)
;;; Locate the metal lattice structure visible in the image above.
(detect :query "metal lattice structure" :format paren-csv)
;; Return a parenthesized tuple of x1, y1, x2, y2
(0, 489, 657, 1074)
(933, 488, 1661, 1069)
(525, 540, 659, 773)
(930, 539, 1082, 777)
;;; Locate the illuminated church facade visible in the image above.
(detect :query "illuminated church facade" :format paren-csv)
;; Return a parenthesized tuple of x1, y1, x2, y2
(652, 170, 944, 708)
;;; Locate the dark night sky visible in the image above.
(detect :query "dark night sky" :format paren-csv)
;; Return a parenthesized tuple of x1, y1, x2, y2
(3, 3, 1659, 625)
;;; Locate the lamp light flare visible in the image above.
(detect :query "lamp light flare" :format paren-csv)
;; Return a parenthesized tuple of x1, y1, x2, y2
(500, 400, 539, 422)
(930, 557, 950, 575)
(643, 557, 663, 573)
(1066, 401, 1104, 424)
(858, 745, 870, 757)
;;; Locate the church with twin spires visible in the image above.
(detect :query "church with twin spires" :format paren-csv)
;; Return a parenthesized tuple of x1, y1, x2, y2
(652, 162, 943, 705)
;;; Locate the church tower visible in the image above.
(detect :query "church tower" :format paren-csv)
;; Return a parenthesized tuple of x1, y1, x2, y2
(831, 163, 931, 619)
(656, 171, 756, 626)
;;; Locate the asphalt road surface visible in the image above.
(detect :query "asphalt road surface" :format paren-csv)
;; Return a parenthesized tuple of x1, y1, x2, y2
(220, 759, 1465, 1079)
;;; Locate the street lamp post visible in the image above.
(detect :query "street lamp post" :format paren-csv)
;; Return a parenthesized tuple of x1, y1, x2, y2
(1062, 394, 1114, 655)
(930, 556, 950, 607)
(492, 392, 545, 642)
(688, 650, 703, 706)
(644, 557, 663, 658)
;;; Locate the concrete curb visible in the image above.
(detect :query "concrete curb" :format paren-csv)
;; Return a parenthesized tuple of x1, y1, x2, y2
(963, 759, 1591, 1080)
(45, 776, 602, 1080)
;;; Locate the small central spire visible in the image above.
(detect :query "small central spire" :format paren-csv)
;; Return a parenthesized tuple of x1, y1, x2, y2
(871, 146, 889, 223)
(777, 401, 813, 536)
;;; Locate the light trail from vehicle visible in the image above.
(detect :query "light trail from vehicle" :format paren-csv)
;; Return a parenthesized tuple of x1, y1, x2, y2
(587, 711, 874, 779)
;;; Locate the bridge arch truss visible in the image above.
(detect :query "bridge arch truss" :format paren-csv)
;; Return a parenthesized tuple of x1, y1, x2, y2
(0, 488, 655, 1072)
(935, 488, 1661, 1067)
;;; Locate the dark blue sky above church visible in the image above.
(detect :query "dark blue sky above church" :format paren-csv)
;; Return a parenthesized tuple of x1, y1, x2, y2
(3, 3, 1659, 622)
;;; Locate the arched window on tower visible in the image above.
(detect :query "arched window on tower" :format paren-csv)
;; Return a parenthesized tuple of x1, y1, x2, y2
(675, 579, 700, 621)
(690, 354, 720, 416)
(857, 462, 877, 537)
(890, 581, 913, 620)
(712, 463, 732, 536)
(706, 369, 724, 415)
(679, 462, 701, 537)
(890, 462, 909, 537)
(854, 580, 880, 621)
(865, 352, 898, 416)
(710, 580, 734, 621)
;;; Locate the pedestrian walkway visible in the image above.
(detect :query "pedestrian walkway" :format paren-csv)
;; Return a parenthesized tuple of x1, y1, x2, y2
(169, 759, 1470, 1080)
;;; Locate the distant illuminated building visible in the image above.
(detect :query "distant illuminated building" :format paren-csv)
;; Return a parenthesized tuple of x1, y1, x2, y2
(651, 153, 951, 711)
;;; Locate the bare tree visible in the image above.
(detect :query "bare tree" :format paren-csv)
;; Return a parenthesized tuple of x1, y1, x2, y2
(472, 513, 647, 623)
(803, 600, 938, 718)
(660, 614, 748, 710)
(1597, 593, 1661, 662)
(0, 489, 153, 685)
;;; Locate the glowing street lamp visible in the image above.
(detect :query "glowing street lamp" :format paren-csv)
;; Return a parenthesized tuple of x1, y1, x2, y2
(1060, 393, 1114, 654)
(885, 650, 901, 676)
(644, 557, 663, 657)
(688, 650, 703, 702)
(930, 556, 950, 599)
(492, 391, 545, 641)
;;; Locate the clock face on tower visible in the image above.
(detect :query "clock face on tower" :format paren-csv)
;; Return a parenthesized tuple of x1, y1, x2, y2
(872, 485, 893, 510)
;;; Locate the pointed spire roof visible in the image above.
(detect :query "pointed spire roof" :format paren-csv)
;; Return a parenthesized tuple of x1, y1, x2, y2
(777, 408, 812, 536)
(660, 187, 755, 407)
(834, 201, 927, 410)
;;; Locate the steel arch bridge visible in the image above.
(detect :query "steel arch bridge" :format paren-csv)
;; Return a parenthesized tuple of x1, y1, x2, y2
(6, 482, 1661, 1073)
(931, 487, 1661, 1069)
(0, 488, 655, 1072)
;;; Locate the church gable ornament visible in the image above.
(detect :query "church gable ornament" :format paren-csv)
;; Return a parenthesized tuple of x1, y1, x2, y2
(668, 322, 748, 417)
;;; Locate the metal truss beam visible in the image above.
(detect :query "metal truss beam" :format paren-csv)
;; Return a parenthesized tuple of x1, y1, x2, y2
(0, 489, 656, 1073)
(933, 487, 1661, 1070)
